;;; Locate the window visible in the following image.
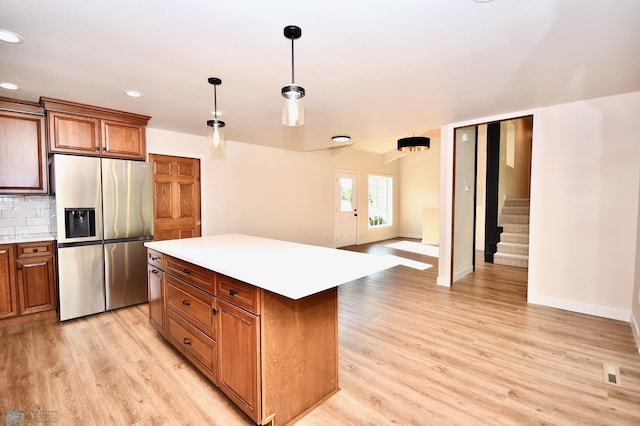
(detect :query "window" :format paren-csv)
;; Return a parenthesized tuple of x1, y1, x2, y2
(339, 177, 353, 212)
(368, 174, 392, 228)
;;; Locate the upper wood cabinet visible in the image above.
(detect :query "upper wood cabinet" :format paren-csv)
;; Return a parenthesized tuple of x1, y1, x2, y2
(41, 97, 150, 160)
(0, 97, 48, 194)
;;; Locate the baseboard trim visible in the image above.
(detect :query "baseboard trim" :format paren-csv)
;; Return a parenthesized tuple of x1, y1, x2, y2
(528, 294, 631, 322)
(453, 265, 474, 283)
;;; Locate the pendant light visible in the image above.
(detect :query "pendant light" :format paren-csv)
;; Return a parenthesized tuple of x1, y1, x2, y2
(206, 77, 226, 148)
(397, 136, 430, 152)
(281, 25, 305, 126)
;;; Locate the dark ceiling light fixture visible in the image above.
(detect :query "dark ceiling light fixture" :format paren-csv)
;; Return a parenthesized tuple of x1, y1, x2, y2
(281, 25, 305, 126)
(397, 136, 430, 152)
(206, 77, 226, 149)
(332, 135, 351, 143)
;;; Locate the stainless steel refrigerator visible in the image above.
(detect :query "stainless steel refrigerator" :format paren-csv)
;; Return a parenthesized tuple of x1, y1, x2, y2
(52, 154, 153, 321)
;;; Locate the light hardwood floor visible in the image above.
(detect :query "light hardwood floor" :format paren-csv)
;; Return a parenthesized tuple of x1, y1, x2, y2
(1, 239, 639, 425)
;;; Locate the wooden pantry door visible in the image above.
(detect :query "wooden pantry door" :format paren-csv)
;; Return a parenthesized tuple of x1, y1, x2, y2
(149, 154, 201, 241)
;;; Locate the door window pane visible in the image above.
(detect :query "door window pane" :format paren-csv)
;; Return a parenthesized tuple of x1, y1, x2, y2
(340, 177, 353, 212)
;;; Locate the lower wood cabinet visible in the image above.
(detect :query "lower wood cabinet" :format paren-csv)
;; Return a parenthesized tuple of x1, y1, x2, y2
(147, 249, 339, 425)
(0, 241, 57, 321)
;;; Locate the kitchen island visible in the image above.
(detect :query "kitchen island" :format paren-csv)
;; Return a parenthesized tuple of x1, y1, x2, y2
(145, 234, 399, 426)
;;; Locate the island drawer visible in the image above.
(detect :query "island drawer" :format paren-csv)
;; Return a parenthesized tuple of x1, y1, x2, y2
(147, 249, 164, 270)
(167, 310, 217, 378)
(166, 274, 217, 339)
(216, 274, 260, 314)
(165, 256, 215, 294)
(16, 241, 53, 258)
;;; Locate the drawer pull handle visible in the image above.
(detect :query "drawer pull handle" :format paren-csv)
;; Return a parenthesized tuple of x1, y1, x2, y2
(33, 248, 39, 253)
(229, 289, 238, 296)
(182, 299, 191, 306)
(151, 269, 159, 274)
(151, 256, 159, 261)
(183, 338, 192, 345)
(182, 268, 191, 275)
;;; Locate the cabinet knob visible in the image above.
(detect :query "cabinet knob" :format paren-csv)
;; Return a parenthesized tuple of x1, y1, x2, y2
(182, 299, 191, 306)
(16, 265, 23, 271)
(182, 268, 191, 275)
(33, 248, 39, 253)
(95, 147, 100, 151)
(212, 308, 219, 315)
(229, 289, 238, 296)
(183, 338, 192, 345)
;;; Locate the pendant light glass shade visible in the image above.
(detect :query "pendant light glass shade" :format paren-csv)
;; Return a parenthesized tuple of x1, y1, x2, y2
(282, 84, 305, 126)
(282, 25, 305, 126)
(397, 136, 430, 152)
(207, 119, 225, 148)
(206, 77, 225, 148)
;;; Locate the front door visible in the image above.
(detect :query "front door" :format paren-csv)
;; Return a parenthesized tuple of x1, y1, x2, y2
(149, 154, 201, 241)
(335, 171, 358, 247)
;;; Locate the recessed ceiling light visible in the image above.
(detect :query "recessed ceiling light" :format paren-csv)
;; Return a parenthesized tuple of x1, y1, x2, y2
(332, 135, 351, 143)
(124, 90, 143, 98)
(472, 0, 495, 3)
(0, 29, 24, 44)
(0, 82, 20, 90)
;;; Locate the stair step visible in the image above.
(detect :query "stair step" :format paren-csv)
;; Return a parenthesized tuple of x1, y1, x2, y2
(504, 198, 530, 207)
(502, 223, 530, 234)
(501, 232, 530, 244)
(499, 214, 530, 224)
(494, 252, 529, 268)
(497, 242, 529, 255)
(502, 206, 530, 215)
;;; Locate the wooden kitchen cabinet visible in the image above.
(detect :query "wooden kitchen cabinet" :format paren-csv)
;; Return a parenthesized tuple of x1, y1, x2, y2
(0, 245, 18, 319)
(0, 97, 48, 194)
(41, 97, 150, 160)
(149, 248, 339, 425)
(0, 241, 56, 323)
(15, 242, 56, 315)
(217, 298, 260, 419)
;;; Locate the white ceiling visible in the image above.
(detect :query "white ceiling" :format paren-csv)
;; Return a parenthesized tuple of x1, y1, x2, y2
(2, 0, 639, 154)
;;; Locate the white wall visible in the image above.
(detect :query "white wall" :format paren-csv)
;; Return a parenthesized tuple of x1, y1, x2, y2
(439, 91, 640, 322)
(632, 169, 640, 351)
(147, 129, 400, 247)
(398, 137, 440, 239)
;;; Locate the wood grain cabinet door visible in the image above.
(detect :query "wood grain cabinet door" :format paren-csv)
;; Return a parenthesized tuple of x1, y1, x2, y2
(217, 299, 261, 423)
(0, 106, 47, 194)
(47, 111, 101, 155)
(16, 255, 56, 315)
(102, 119, 146, 160)
(0, 245, 18, 319)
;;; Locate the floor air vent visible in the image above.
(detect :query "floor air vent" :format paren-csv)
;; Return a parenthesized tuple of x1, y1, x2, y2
(603, 363, 621, 386)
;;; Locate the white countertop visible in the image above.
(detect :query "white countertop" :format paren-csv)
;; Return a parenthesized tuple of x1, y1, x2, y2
(145, 234, 402, 300)
(0, 234, 56, 244)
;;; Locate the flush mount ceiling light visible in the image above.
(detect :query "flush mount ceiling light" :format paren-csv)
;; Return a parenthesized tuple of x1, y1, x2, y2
(0, 29, 24, 44)
(281, 25, 305, 127)
(206, 77, 226, 149)
(332, 136, 351, 143)
(0, 82, 20, 90)
(124, 90, 143, 98)
(397, 136, 430, 152)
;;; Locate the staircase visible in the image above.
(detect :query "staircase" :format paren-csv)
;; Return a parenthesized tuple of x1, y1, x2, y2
(494, 198, 529, 268)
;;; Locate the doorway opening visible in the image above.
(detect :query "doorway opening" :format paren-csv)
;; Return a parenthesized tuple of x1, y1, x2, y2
(451, 116, 533, 289)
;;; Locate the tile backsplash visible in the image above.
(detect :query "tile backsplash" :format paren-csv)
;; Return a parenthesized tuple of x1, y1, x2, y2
(0, 195, 56, 237)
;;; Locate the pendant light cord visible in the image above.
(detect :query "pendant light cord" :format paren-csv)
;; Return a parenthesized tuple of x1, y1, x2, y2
(290, 37, 295, 85)
(213, 85, 218, 120)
